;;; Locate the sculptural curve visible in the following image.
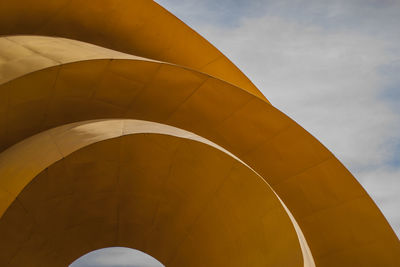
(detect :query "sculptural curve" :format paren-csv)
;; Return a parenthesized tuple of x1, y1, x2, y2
(0, 0, 267, 100)
(0, 119, 309, 266)
(0, 56, 398, 266)
(0, 1, 399, 267)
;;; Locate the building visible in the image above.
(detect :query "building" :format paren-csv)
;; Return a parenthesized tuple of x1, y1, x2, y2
(0, 1, 399, 266)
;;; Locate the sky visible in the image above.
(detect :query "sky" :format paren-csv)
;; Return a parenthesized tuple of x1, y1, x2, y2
(73, 0, 400, 266)
(70, 248, 164, 267)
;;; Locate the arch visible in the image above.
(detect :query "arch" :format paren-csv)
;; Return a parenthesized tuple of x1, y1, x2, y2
(0, 0, 266, 100)
(0, 58, 399, 266)
(0, 1, 398, 266)
(0, 120, 304, 266)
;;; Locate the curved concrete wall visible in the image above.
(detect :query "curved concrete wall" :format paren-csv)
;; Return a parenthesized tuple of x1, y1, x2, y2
(0, 1, 398, 267)
(0, 119, 306, 266)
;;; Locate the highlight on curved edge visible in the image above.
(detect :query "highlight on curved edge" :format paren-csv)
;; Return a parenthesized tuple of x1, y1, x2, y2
(0, 1, 399, 267)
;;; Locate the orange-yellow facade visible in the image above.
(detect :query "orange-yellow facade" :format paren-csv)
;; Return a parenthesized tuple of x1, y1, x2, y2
(0, 1, 398, 266)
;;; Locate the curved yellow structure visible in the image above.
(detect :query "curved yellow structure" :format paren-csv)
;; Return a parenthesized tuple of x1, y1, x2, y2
(0, 1, 399, 267)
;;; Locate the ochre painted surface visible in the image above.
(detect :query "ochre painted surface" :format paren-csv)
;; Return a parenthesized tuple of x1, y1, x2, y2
(0, 36, 148, 84)
(0, 0, 266, 101)
(0, 120, 304, 266)
(0, 1, 399, 267)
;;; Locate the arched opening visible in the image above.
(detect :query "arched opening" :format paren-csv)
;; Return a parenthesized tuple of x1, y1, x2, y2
(69, 247, 163, 267)
(0, 120, 304, 266)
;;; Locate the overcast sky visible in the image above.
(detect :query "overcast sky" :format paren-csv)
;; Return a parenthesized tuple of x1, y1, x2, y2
(73, 0, 400, 266)
(70, 248, 163, 267)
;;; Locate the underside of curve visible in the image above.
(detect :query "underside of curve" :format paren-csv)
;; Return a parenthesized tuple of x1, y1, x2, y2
(0, 0, 268, 101)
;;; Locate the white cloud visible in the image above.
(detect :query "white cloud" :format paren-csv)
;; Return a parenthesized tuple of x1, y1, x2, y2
(360, 167, 400, 233)
(69, 2, 400, 266)
(156, 0, 400, 237)
(203, 15, 399, 168)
